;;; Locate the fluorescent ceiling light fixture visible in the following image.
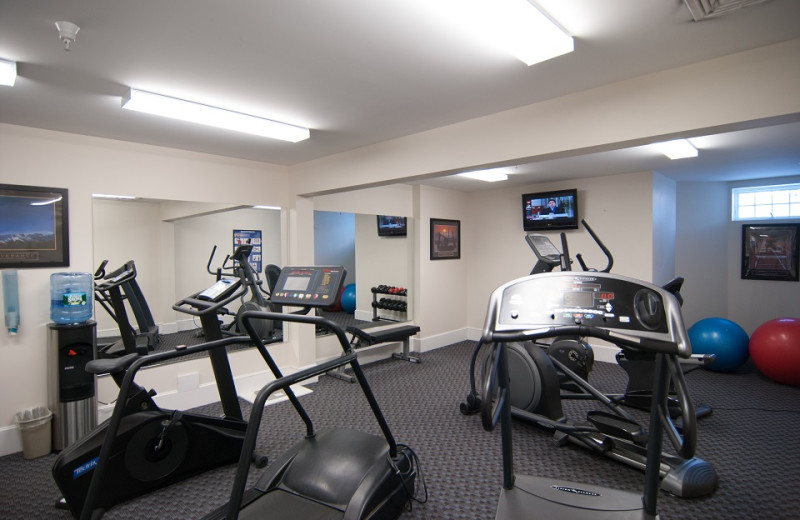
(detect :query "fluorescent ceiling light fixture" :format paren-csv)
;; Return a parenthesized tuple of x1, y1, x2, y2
(253, 205, 281, 210)
(0, 58, 17, 86)
(92, 193, 137, 200)
(122, 89, 310, 143)
(426, 0, 573, 66)
(650, 139, 699, 160)
(458, 168, 511, 182)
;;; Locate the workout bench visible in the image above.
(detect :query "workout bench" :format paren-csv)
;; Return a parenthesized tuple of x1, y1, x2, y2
(328, 324, 421, 383)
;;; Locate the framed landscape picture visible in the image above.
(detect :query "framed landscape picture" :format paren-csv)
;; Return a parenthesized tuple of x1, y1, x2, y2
(0, 183, 70, 268)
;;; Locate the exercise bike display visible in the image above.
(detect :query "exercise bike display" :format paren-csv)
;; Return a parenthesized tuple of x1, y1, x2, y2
(52, 248, 282, 520)
(480, 271, 713, 519)
(201, 265, 423, 520)
(93, 259, 160, 358)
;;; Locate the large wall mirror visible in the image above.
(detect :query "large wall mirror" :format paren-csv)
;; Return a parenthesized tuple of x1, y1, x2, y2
(91, 197, 283, 347)
(314, 210, 413, 324)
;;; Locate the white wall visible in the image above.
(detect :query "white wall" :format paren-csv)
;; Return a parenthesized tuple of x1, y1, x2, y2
(0, 123, 289, 455)
(674, 182, 730, 327)
(464, 171, 658, 334)
(415, 185, 469, 349)
(674, 176, 800, 333)
(725, 176, 800, 333)
(354, 213, 411, 322)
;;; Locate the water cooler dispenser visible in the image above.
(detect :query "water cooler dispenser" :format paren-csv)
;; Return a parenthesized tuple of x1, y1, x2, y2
(47, 321, 97, 451)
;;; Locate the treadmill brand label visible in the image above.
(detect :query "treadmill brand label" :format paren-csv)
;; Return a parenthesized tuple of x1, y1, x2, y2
(73, 456, 98, 479)
(552, 485, 601, 497)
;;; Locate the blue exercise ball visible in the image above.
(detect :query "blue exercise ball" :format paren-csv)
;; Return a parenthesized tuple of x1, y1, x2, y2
(340, 283, 356, 314)
(688, 317, 750, 372)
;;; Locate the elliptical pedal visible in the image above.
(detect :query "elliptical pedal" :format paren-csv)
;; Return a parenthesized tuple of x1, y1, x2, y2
(586, 411, 648, 446)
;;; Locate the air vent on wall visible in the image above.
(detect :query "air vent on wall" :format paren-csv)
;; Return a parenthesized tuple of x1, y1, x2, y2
(683, 0, 772, 21)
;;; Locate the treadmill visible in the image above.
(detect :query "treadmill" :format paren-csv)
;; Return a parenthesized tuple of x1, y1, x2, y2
(479, 271, 702, 519)
(202, 265, 420, 520)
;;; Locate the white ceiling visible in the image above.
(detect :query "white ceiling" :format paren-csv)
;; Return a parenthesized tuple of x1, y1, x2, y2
(1, 0, 799, 191)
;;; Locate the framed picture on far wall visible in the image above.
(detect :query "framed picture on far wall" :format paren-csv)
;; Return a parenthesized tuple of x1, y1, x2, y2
(741, 223, 799, 281)
(430, 218, 460, 260)
(0, 183, 70, 268)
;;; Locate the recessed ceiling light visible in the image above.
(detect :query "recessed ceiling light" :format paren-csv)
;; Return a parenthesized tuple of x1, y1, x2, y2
(650, 139, 699, 160)
(0, 58, 17, 86)
(458, 167, 512, 182)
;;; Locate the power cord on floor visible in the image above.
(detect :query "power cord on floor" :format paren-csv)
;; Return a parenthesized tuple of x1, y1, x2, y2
(391, 443, 428, 512)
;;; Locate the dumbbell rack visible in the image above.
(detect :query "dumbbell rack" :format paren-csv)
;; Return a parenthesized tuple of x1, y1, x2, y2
(371, 285, 408, 322)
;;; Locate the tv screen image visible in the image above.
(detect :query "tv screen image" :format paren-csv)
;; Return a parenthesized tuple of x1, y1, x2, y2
(377, 215, 407, 237)
(522, 188, 578, 231)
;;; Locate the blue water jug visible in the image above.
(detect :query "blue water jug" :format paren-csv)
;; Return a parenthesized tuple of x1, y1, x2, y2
(50, 272, 93, 324)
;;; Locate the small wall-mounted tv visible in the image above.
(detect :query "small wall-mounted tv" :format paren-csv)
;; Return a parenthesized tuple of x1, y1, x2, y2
(522, 188, 579, 231)
(377, 215, 407, 237)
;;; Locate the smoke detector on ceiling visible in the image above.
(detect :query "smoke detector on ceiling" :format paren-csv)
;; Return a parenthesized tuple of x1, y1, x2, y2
(683, 0, 772, 21)
(55, 21, 80, 51)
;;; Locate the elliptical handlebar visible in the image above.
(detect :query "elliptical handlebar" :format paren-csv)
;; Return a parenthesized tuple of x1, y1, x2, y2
(579, 219, 613, 273)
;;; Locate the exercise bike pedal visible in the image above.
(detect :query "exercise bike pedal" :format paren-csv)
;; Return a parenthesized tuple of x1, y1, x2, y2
(587, 411, 648, 446)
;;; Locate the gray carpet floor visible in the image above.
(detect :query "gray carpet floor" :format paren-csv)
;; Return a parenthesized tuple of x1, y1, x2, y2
(1, 339, 799, 519)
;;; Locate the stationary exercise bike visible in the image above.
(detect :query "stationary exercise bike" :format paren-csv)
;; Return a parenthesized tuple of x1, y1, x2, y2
(53, 247, 281, 519)
(480, 271, 711, 519)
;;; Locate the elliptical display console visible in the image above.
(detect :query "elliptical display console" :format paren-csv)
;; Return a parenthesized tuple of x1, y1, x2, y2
(493, 272, 681, 339)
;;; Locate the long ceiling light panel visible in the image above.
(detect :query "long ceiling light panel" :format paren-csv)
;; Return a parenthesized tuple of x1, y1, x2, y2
(122, 89, 310, 143)
(0, 58, 17, 86)
(422, 0, 573, 66)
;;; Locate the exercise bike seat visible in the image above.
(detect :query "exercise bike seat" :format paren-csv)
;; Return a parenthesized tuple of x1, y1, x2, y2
(85, 353, 139, 376)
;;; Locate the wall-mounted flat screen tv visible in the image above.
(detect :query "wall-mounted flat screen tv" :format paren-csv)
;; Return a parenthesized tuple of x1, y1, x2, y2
(522, 188, 578, 231)
(377, 215, 407, 237)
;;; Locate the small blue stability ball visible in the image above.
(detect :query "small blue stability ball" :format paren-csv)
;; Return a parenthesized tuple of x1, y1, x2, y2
(340, 283, 356, 314)
(688, 317, 750, 372)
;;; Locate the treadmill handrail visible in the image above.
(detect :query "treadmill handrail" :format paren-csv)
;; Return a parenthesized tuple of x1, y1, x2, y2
(239, 310, 399, 455)
(224, 352, 359, 520)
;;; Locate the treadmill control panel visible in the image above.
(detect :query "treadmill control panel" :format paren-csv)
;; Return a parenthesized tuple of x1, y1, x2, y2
(270, 266, 346, 308)
(494, 272, 669, 334)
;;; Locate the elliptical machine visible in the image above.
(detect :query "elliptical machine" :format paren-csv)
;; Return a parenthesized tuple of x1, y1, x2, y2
(52, 246, 282, 519)
(479, 271, 708, 518)
(460, 223, 718, 498)
(204, 244, 278, 341)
